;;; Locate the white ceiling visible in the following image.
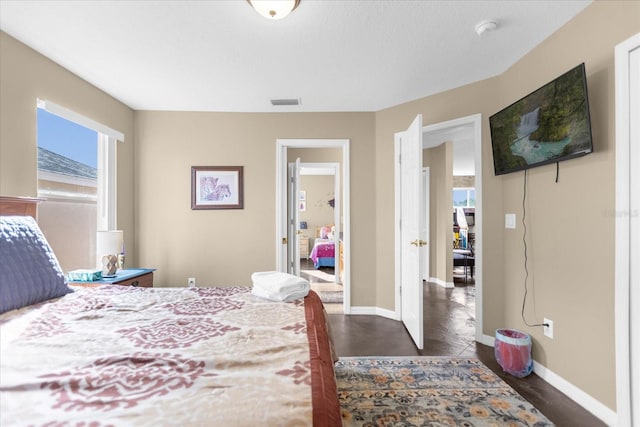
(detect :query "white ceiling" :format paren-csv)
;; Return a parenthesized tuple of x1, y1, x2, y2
(0, 0, 591, 112)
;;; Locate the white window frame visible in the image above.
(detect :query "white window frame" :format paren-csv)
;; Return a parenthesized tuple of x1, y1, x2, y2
(453, 187, 475, 208)
(37, 99, 124, 230)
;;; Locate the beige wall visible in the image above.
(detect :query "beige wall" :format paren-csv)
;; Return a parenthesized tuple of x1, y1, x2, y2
(0, 32, 136, 265)
(1, 0, 638, 414)
(375, 0, 639, 411)
(423, 142, 453, 283)
(375, 78, 504, 327)
(289, 147, 343, 243)
(288, 148, 342, 163)
(453, 175, 475, 188)
(496, 1, 637, 409)
(299, 175, 335, 243)
(134, 111, 376, 306)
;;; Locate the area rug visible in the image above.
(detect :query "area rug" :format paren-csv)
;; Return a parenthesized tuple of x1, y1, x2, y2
(317, 290, 343, 304)
(335, 356, 554, 427)
(310, 282, 343, 304)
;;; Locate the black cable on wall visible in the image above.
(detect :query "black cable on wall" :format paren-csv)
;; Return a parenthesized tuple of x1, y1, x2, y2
(520, 168, 548, 329)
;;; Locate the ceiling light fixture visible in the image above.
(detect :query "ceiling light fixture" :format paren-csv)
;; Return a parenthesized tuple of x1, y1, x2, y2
(248, 0, 300, 20)
(475, 20, 498, 37)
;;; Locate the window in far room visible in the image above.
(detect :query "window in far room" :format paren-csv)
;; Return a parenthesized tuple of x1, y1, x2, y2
(36, 99, 122, 273)
(453, 187, 475, 208)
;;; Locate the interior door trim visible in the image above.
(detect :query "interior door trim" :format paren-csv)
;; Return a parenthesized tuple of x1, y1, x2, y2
(614, 32, 639, 427)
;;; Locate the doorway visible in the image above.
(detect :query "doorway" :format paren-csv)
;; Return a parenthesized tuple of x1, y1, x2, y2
(423, 114, 482, 343)
(296, 163, 344, 313)
(395, 114, 483, 347)
(275, 139, 351, 314)
(423, 124, 477, 285)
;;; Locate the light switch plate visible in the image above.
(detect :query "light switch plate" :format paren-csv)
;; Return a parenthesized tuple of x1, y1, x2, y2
(505, 213, 516, 229)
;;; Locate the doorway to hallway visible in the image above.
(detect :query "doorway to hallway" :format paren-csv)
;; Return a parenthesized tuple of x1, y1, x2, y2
(395, 113, 483, 348)
(422, 281, 476, 356)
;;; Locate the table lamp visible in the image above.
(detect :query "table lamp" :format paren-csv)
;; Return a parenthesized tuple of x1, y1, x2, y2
(96, 230, 123, 276)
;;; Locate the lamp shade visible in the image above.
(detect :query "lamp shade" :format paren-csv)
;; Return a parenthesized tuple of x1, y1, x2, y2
(248, 0, 300, 20)
(96, 230, 123, 269)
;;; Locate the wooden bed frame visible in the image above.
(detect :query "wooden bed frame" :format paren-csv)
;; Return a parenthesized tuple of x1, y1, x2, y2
(0, 196, 44, 218)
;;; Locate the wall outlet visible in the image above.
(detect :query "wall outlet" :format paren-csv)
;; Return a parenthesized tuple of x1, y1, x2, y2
(544, 318, 554, 339)
(505, 213, 516, 229)
(188, 277, 196, 288)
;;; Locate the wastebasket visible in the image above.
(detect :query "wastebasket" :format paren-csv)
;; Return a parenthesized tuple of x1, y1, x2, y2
(494, 329, 533, 378)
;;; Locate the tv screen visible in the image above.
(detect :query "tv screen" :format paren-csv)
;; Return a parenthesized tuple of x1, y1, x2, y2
(489, 63, 593, 176)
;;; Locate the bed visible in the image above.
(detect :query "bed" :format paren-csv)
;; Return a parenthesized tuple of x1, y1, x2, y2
(309, 239, 335, 269)
(0, 196, 341, 426)
(309, 226, 336, 269)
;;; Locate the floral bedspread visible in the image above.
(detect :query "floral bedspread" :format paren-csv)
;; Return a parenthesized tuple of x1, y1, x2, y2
(0, 286, 316, 426)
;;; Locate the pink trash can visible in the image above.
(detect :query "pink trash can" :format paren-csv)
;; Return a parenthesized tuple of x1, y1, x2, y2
(495, 329, 533, 378)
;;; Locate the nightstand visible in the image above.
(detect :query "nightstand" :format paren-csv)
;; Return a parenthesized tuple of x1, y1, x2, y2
(69, 269, 155, 288)
(299, 236, 309, 259)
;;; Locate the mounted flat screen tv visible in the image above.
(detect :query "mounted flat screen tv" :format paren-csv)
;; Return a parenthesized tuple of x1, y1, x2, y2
(489, 63, 593, 176)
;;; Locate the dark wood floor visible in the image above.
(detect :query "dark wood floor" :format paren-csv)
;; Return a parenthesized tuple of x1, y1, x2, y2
(327, 280, 605, 427)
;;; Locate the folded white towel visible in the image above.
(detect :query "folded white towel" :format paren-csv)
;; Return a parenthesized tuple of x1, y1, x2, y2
(251, 284, 309, 302)
(251, 271, 310, 302)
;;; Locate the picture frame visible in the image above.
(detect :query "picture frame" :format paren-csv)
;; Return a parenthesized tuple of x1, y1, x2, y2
(191, 166, 244, 210)
(299, 190, 306, 201)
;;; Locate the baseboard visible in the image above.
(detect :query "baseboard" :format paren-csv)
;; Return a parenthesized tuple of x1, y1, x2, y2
(531, 360, 617, 426)
(428, 277, 454, 288)
(478, 334, 616, 425)
(478, 333, 495, 346)
(349, 306, 398, 320)
(347, 318, 617, 424)
(347, 310, 618, 424)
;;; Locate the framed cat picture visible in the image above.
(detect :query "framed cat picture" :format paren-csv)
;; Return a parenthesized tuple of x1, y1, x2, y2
(191, 166, 244, 210)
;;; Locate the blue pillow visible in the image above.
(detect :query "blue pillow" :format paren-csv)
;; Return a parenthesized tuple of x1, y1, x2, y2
(0, 216, 71, 313)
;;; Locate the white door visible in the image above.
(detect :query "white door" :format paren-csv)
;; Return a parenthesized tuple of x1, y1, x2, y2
(287, 158, 302, 275)
(397, 115, 425, 349)
(332, 165, 341, 285)
(615, 33, 640, 427)
(421, 168, 430, 282)
(628, 40, 639, 427)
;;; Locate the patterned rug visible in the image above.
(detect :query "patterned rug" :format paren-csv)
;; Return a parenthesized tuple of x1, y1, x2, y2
(310, 281, 343, 304)
(317, 290, 343, 304)
(336, 356, 554, 427)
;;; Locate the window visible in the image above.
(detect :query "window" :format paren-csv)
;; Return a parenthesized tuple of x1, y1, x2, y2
(453, 188, 475, 208)
(36, 100, 123, 273)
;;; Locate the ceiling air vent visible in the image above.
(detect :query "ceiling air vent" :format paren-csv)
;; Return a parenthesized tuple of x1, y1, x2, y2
(270, 98, 300, 106)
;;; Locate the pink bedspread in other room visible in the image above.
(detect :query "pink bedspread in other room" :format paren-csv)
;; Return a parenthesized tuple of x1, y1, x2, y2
(310, 240, 335, 261)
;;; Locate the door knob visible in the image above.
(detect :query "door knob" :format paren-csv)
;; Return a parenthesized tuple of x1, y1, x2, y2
(411, 239, 427, 247)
